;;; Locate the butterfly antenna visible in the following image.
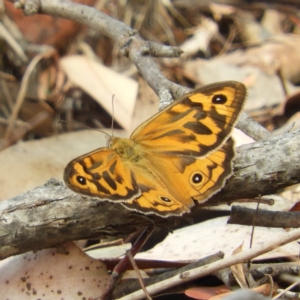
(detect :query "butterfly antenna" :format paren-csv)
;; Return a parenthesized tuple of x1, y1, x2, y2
(111, 94, 115, 138)
(59, 117, 111, 139)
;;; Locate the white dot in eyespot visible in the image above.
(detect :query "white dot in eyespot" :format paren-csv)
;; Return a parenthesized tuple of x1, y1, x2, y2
(160, 196, 171, 203)
(212, 94, 227, 104)
(77, 176, 87, 185)
(192, 173, 203, 183)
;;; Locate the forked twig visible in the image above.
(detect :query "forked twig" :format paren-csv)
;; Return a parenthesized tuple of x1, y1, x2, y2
(103, 225, 155, 300)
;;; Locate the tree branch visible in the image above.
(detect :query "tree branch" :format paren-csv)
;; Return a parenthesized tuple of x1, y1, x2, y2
(11, 0, 184, 101)
(0, 178, 157, 260)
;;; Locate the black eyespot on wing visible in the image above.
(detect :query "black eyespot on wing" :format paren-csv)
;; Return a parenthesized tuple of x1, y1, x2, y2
(76, 176, 87, 185)
(160, 196, 172, 203)
(212, 94, 227, 104)
(192, 173, 203, 184)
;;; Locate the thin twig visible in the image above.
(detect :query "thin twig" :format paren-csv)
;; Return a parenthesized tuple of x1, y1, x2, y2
(127, 250, 152, 300)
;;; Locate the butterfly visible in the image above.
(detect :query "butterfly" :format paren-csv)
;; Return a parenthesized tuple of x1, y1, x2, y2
(64, 81, 246, 217)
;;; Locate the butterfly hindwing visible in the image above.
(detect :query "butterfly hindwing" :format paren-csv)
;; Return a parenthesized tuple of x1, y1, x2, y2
(170, 137, 235, 203)
(121, 163, 191, 216)
(122, 138, 235, 216)
(64, 148, 140, 201)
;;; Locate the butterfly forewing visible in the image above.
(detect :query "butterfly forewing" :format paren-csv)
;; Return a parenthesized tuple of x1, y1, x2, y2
(130, 81, 246, 157)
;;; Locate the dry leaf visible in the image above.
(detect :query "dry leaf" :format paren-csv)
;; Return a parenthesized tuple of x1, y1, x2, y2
(136, 216, 299, 263)
(60, 55, 138, 130)
(0, 242, 110, 299)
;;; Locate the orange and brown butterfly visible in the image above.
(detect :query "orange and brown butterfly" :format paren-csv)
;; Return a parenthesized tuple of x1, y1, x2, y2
(64, 81, 246, 217)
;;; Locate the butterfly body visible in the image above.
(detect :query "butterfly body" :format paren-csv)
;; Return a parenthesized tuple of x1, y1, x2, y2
(111, 137, 143, 163)
(64, 81, 246, 217)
